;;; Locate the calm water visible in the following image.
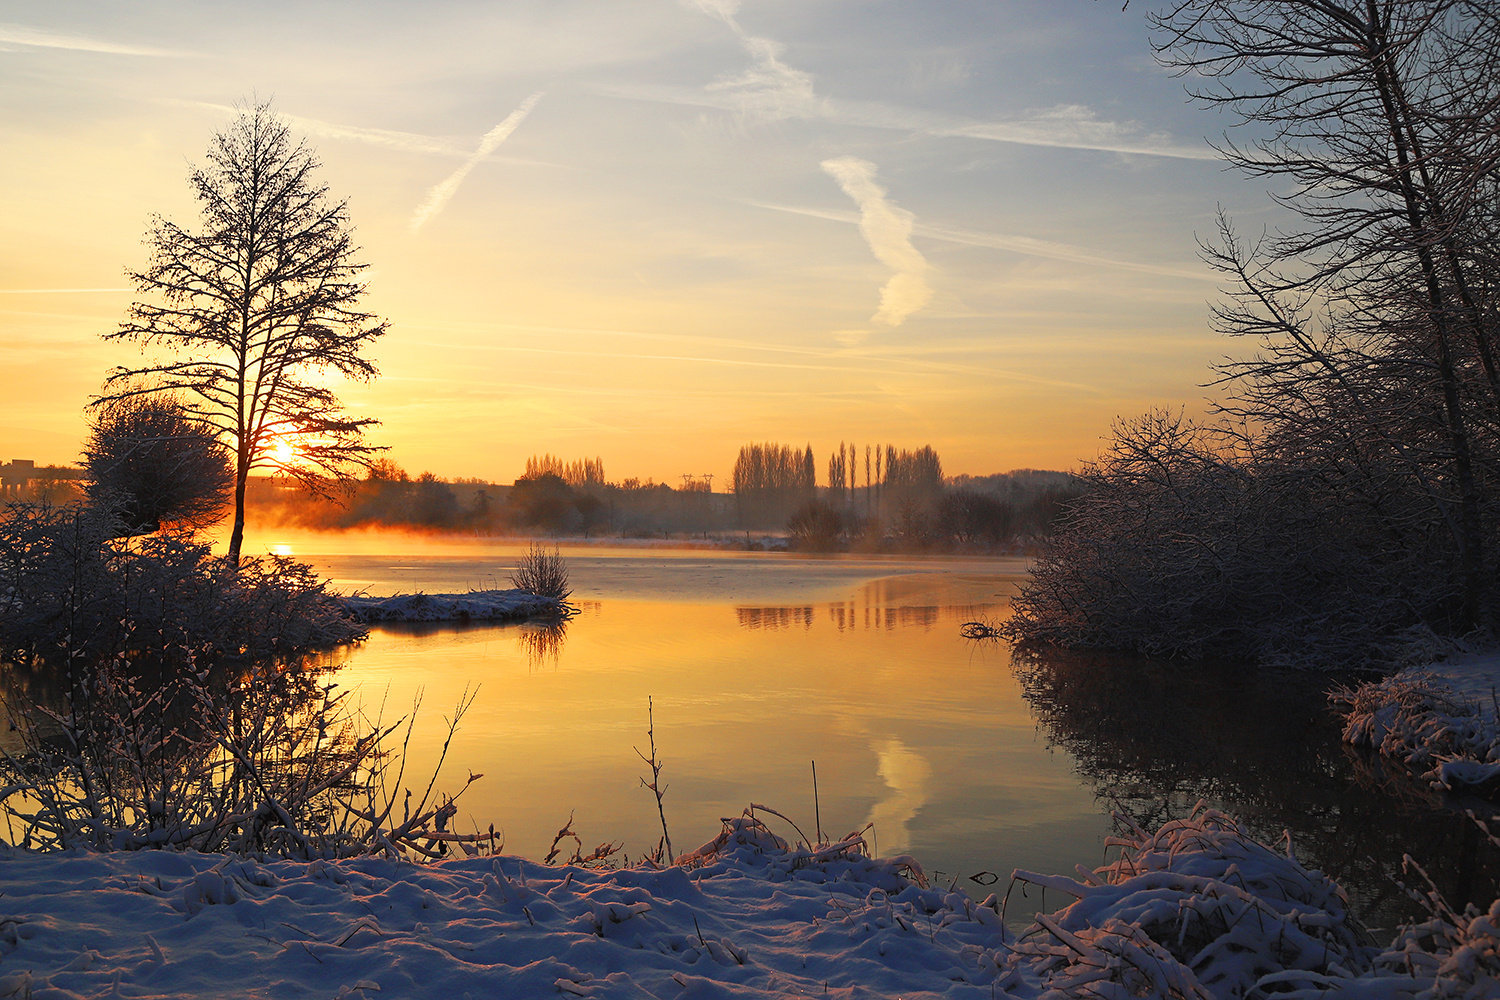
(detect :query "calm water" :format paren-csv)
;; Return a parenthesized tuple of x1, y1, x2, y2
(9, 530, 1495, 933)
(269, 536, 1498, 933)
(289, 541, 1112, 925)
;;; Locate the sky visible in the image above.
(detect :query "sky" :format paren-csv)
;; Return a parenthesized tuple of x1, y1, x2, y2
(0, 0, 1276, 484)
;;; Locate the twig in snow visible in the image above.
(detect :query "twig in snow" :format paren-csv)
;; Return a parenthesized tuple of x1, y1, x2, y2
(635, 697, 673, 863)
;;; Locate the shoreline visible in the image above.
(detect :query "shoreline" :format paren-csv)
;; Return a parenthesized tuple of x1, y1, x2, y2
(4, 805, 1493, 998)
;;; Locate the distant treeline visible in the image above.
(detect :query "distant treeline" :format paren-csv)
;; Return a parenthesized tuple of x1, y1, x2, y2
(246, 458, 725, 538)
(247, 448, 1080, 552)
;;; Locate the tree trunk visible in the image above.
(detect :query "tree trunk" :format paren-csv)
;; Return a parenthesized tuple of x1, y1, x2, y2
(1367, 7, 1489, 624)
(227, 460, 248, 566)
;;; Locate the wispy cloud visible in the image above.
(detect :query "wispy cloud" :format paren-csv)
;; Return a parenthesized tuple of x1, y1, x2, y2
(820, 157, 933, 341)
(160, 99, 469, 157)
(410, 93, 544, 233)
(917, 222, 1214, 281)
(601, 82, 1214, 161)
(684, 0, 827, 121)
(930, 103, 1216, 161)
(0, 287, 131, 293)
(0, 22, 184, 57)
(748, 199, 1214, 281)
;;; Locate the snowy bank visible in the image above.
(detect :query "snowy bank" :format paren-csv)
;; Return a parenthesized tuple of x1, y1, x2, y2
(338, 589, 564, 624)
(4, 807, 1497, 998)
(1333, 667, 1500, 795)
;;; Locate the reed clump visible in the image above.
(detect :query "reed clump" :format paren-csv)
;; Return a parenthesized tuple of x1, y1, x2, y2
(508, 543, 571, 601)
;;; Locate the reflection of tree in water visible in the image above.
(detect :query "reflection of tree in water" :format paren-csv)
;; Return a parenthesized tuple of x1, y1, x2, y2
(0, 649, 376, 853)
(1013, 647, 1500, 933)
(734, 576, 1005, 634)
(735, 603, 998, 632)
(518, 620, 569, 669)
(736, 606, 816, 630)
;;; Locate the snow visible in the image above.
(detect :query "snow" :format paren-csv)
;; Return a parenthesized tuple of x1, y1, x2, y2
(1333, 667, 1500, 793)
(5, 806, 1497, 998)
(338, 589, 563, 624)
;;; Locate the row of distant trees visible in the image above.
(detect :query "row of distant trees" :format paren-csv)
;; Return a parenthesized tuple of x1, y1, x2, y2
(730, 441, 946, 528)
(247, 446, 1078, 551)
(247, 456, 722, 538)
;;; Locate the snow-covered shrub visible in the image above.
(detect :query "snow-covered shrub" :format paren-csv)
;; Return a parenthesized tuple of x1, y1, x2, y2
(83, 394, 233, 536)
(1011, 804, 1371, 998)
(1332, 670, 1500, 793)
(0, 501, 363, 663)
(0, 653, 491, 858)
(1004, 410, 1461, 668)
(1368, 853, 1500, 999)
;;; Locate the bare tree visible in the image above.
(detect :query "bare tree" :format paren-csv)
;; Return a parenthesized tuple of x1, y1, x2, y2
(1150, 0, 1500, 624)
(101, 102, 387, 563)
(84, 395, 233, 535)
(1007, 3, 1500, 663)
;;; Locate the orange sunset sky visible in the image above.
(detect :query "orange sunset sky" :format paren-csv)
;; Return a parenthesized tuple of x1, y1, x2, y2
(1, 1, 1271, 484)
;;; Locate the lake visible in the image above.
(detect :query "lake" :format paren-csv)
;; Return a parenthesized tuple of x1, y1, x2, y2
(282, 540, 1109, 918)
(256, 533, 1497, 933)
(7, 529, 1492, 933)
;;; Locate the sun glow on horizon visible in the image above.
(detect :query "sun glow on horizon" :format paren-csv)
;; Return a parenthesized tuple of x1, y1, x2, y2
(0, 2, 1239, 481)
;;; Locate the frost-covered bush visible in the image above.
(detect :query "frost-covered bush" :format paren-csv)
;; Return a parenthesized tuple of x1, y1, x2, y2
(1004, 411, 1459, 668)
(1332, 670, 1500, 793)
(0, 502, 363, 664)
(508, 543, 571, 601)
(1011, 804, 1369, 998)
(83, 394, 233, 535)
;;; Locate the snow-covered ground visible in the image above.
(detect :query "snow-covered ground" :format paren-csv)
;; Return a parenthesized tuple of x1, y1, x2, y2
(4, 806, 1496, 998)
(339, 589, 563, 623)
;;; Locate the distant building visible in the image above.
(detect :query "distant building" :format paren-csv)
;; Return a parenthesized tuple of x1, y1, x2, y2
(1, 460, 37, 499)
(1, 459, 86, 501)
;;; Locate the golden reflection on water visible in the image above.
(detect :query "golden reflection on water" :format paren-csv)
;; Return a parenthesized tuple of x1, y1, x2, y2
(330, 563, 1110, 901)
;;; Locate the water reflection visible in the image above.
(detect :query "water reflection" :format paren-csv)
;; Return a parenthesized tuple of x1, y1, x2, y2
(518, 620, 569, 669)
(1013, 647, 1500, 933)
(866, 737, 932, 855)
(736, 606, 816, 630)
(737, 576, 1000, 634)
(332, 568, 1105, 905)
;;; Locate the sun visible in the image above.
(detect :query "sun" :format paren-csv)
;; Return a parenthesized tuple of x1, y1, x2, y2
(270, 438, 296, 467)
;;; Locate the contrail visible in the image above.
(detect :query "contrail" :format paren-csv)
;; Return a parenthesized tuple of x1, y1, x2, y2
(684, 0, 824, 121)
(0, 22, 183, 56)
(821, 157, 933, 337)
(410, 93, 544, 233)
(747, 199, 1215, 281)
(277, 115, 463, 157)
